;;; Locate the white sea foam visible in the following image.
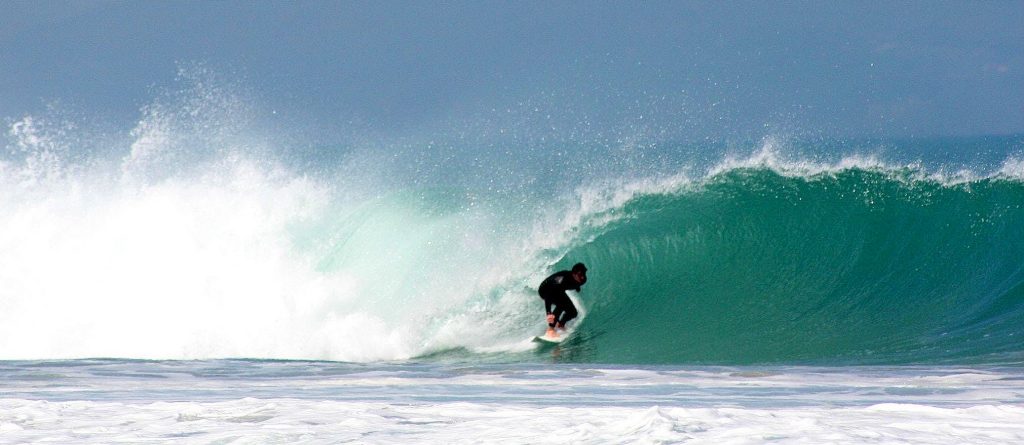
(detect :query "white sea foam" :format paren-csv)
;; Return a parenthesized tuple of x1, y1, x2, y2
(16, 399, 1019, 445)
(2, 363, 1023, 445)
(700, 135, 1024, 186)
(997, 156, 1024, 180)
(0, 150, 560, 361)
(0, 104, 568, 362)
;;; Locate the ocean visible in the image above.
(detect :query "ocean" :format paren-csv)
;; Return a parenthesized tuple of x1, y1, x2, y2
(2, 81, 1023, 443)
(3, 360, 1024, 443)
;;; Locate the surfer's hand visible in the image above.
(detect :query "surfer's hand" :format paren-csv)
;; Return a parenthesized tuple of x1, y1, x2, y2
(546, 314, 555, 324)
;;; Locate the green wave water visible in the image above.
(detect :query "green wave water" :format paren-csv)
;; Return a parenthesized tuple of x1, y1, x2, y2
(546, 167, 1024, 365)
(3, 91, 1022, 366)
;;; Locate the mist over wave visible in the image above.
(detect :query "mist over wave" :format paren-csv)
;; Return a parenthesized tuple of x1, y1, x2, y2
(0, 71, 600, 362)
(2, 71, 1023, 364)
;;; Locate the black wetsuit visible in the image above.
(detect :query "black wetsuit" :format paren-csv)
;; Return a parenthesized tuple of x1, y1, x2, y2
(538, 270, 584, 327)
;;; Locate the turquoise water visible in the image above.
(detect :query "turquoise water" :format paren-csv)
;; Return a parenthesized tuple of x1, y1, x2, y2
(1, 107, 1023, 365)
(558, 166, 1024, 365)
(3, 86, 1024, 443)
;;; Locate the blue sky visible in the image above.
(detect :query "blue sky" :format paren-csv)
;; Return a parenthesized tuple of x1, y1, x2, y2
(2, 1, 1021, 139)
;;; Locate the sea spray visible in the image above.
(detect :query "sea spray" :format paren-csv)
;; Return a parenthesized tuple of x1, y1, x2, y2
(2, 74, 1023, 364)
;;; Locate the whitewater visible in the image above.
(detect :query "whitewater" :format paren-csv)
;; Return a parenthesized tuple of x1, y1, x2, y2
(3, 360, 1024, 444)
(2, 76, 1024, 443)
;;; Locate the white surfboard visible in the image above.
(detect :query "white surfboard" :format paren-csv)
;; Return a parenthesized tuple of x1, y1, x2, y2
(532, 330, 571, 344)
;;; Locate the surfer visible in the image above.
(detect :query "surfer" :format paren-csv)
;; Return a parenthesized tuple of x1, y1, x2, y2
(538, 263, 588, 338)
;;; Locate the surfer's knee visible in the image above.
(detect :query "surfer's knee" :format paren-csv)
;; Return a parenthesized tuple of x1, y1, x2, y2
(564, 306, 578, 320)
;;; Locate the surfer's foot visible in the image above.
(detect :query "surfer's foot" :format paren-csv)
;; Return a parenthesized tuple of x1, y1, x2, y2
(545, 328, 558, 338)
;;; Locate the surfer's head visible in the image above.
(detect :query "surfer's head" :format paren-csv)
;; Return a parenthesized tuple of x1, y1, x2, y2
(572, 263, 587, 285)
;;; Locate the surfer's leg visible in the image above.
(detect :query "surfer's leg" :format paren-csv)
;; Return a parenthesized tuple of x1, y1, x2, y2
(541, 297, 560, 337)
(542, 298, 557, 326)
(540, 296, 565, 327)
(556, 308, 577, 330)
(561, 302, 578, 324)
(550, 305, 566, 327)
(553, 294, 576, 329)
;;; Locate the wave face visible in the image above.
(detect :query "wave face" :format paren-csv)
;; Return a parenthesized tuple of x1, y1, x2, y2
(2, 74, 1023, 364)
(561, 167, 1024, 364)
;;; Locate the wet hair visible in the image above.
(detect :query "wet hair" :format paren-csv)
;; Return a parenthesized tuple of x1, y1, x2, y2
(572, 263, 587, 274)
